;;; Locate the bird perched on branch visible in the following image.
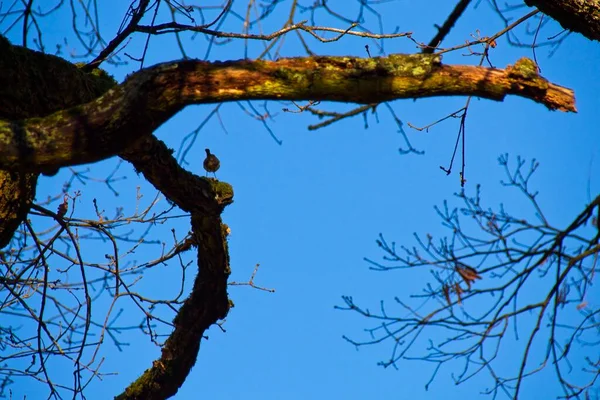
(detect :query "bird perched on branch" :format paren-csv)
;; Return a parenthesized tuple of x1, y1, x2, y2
(203, 148, 220, 177)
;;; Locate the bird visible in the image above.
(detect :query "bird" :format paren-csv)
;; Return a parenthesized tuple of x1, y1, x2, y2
(203, 148, 220, 177)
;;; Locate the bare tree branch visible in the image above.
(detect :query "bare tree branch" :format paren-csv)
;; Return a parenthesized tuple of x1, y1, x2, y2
(341, 156, 600, 399)
(423, 0, 473, 53)
(83, 0, 151, 71)
(116, 135, 233, 399)
(0, 48, 575, 174)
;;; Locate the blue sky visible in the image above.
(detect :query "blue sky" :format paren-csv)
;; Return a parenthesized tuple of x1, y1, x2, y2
(2, 1, 599, 399)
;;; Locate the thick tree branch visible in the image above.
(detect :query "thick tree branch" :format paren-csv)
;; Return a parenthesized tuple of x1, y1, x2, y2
(0, 35, 116, 121)
(119, 136, 233, 215)
(116, 136, 233, 399)
(2, 29, 235, 394)
(0, 54, 575, 173)
(0, 35, 115, 248)
(525, 0, 600, 41)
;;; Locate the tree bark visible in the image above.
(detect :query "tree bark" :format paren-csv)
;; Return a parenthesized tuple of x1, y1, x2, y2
(0, 171, 37, 248)
(0, 35, 115, 248)
(526, 0, 600, 42)
(0, 53, 575, 174)
(116, 136, 233, 399)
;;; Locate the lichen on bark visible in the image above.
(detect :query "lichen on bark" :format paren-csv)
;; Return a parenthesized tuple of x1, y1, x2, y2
(0, 35, 118, 249)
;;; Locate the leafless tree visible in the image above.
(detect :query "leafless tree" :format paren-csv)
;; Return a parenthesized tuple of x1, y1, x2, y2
(0, 0, 597, 399)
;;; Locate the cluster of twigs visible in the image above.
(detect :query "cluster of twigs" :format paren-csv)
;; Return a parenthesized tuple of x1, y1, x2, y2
(339, 155, 600, 398)
(0, 166, 196, 396)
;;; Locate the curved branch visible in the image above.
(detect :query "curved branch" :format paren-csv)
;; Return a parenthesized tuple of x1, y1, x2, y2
(116, 135, 233, 399)
(0, 35, 115, 248)
(0, 54, 575, 173)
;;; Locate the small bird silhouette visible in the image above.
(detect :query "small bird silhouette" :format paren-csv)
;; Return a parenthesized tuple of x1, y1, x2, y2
(203, 148, 220, 177)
